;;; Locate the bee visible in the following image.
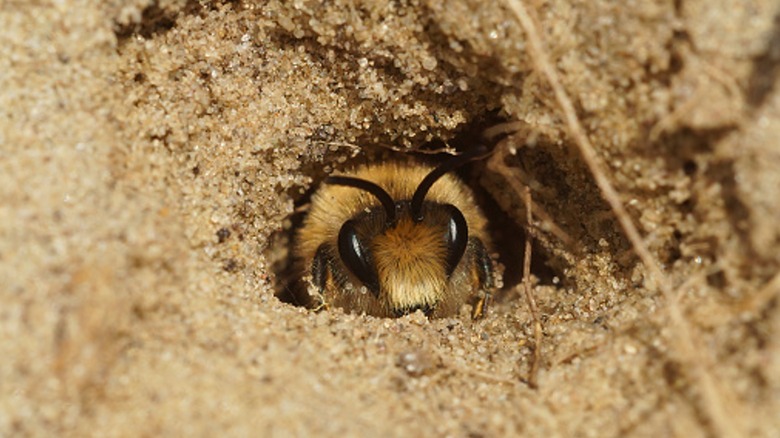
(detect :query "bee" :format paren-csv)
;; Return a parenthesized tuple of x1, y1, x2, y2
(296, 151, 495, 318)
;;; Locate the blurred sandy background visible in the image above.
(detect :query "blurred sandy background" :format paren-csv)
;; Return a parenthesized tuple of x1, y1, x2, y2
(1, 0, 779, 436)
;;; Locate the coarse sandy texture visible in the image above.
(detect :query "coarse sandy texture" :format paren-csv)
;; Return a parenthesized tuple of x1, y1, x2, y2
(2, 0, 779, 436)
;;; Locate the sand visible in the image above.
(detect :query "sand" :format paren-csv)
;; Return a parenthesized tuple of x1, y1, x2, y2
(2, 0, 779, 436)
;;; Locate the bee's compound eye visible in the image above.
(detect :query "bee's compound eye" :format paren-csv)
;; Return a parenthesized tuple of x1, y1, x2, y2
(444, 205, 468, 277)
(338, 220, 380, 297)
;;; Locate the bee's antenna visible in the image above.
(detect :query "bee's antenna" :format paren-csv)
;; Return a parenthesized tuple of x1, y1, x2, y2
(411, 146, 492, 221)
(326, 176, 397, 224)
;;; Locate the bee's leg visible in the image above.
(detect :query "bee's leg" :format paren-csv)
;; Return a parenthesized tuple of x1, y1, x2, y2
(469, 237, 494, 319)
(310, 244, 331, 311)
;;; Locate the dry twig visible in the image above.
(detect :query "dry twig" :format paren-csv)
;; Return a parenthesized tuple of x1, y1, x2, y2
(486, 138, 575, 247)
(736, 271, 780, 318)
(522, 185, 542, 388)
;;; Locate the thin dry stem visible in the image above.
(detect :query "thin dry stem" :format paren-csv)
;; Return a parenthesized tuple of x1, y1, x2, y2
(482, 121, 528, 142)
(504, 1, 742, 437)
(523, 185, 542, 389)
(487, 138, 575, 247)
(737, 271, 780, 318)
(376, 142, 460, 155)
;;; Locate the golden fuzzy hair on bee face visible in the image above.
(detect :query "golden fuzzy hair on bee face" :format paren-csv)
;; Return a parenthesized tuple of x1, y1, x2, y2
(296, 151, 495, 318)
(373, 217, 448, 310)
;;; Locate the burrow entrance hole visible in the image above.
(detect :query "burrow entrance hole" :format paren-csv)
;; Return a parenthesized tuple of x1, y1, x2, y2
(264, 115, 560, 315)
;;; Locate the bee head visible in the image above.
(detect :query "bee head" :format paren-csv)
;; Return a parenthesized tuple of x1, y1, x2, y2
(326, 151, 484, 316)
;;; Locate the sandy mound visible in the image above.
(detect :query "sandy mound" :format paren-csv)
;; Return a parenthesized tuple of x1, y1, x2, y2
(2, 0, 778, 435)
